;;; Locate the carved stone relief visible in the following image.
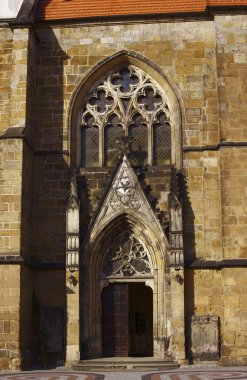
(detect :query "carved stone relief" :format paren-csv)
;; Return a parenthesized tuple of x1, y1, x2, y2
(110, 167, 141, 211)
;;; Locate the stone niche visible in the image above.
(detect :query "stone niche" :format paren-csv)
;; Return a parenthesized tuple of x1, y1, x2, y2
(187, 315, 220, 361)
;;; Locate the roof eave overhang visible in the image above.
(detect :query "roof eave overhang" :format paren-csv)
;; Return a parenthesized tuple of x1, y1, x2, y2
(34, 4, 247, 25)
(34, 10, 212, 25)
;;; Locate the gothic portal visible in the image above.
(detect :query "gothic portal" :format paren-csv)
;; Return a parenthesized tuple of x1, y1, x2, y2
(2, 2, 247, 370)
(66, 56, 185, 362)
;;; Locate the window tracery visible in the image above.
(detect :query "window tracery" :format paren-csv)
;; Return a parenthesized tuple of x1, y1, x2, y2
(81, 65, 171, 167)
(102, 231, 152, 277)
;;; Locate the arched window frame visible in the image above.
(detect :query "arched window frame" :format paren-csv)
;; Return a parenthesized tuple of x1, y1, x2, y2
(69, 51, 183, 170)
(81, 64, 173, 167)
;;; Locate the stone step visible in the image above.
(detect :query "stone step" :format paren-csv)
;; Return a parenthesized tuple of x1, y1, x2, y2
(72, 357, 179, 371)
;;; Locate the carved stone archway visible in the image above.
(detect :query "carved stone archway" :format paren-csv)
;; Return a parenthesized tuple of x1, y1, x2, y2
(65, 158, 186, 364)
(75, 155, 184, 361)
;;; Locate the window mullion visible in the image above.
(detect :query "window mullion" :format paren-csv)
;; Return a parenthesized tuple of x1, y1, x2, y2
(99, 125, 104, 167)
(148, 122, 153, 166)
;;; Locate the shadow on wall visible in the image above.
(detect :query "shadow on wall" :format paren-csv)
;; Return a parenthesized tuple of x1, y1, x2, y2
(19, 26, 71, 369)
(179, 173, 197, 362)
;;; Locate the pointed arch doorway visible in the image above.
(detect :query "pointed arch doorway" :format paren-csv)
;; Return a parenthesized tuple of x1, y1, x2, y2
(100, 226, 155, 358)
(80, 157, 171, 360)
(101, 282, 153, 357)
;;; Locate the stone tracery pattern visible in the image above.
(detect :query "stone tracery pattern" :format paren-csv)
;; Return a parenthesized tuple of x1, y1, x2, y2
(81, 65, 171, 167)
(102, 231, 152, 277)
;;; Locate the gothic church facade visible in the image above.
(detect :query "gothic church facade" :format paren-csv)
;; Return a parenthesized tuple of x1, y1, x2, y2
(0, 0, 247, 370)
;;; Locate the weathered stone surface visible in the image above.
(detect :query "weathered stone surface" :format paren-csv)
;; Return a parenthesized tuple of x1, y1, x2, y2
(0, 12, 246, 369)
(0, 357, 9, 370)
(187, 315, 220, 361)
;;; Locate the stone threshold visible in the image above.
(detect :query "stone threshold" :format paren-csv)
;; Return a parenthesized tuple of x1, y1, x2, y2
(72, 357, 179, 371)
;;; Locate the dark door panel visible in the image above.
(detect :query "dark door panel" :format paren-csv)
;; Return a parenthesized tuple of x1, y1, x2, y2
(129, 283, 153, 356)
(101, 283, 153, 357)
(101, 284, 129, 356)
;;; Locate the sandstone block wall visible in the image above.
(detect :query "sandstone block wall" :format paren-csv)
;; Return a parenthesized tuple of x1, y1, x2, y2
(0, 26, 35, 369)
(0, 13, 246, 368)
(216, 15, 247, 365)
(0, 28, 12, 135)
(0, 265, 21, 370)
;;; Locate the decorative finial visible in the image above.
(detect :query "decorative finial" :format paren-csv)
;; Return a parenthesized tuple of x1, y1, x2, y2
(115, 135, 133, 157)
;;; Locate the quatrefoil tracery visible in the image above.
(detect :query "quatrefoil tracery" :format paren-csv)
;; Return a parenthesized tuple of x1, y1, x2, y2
(110, 67, 140, 95)
(81, 65, 170, 130)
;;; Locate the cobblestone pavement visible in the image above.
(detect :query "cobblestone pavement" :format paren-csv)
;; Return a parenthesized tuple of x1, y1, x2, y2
(1, 368, 247, 380)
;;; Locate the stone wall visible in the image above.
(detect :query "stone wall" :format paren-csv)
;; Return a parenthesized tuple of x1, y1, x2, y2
(0, 139, 23, 256)
(0, 265, 21, 370)
(0, 13, 246, 368)
(184, 151, 222, 261)
(221, 268, 247, 365)
(0, 28, 12, 135)
(0, 26, 35, 369)
(216, 15, 247, 365)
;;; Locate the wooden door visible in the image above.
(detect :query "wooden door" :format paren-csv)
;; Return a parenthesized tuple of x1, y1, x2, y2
(101, 284, 129, 356)
(129, 283, 153, 356)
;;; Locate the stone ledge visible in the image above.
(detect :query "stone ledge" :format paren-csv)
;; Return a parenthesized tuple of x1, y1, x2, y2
(185, 259, 247, 269)
(0, 255, 65, 269)
(183, 141, 247, 152)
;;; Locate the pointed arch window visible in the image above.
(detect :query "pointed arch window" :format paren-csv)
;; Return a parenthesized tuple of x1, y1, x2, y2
(81, 65, 172, 167)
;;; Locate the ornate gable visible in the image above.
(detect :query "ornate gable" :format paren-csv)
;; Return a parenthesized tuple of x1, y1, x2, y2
(90, 155, 167, 242)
